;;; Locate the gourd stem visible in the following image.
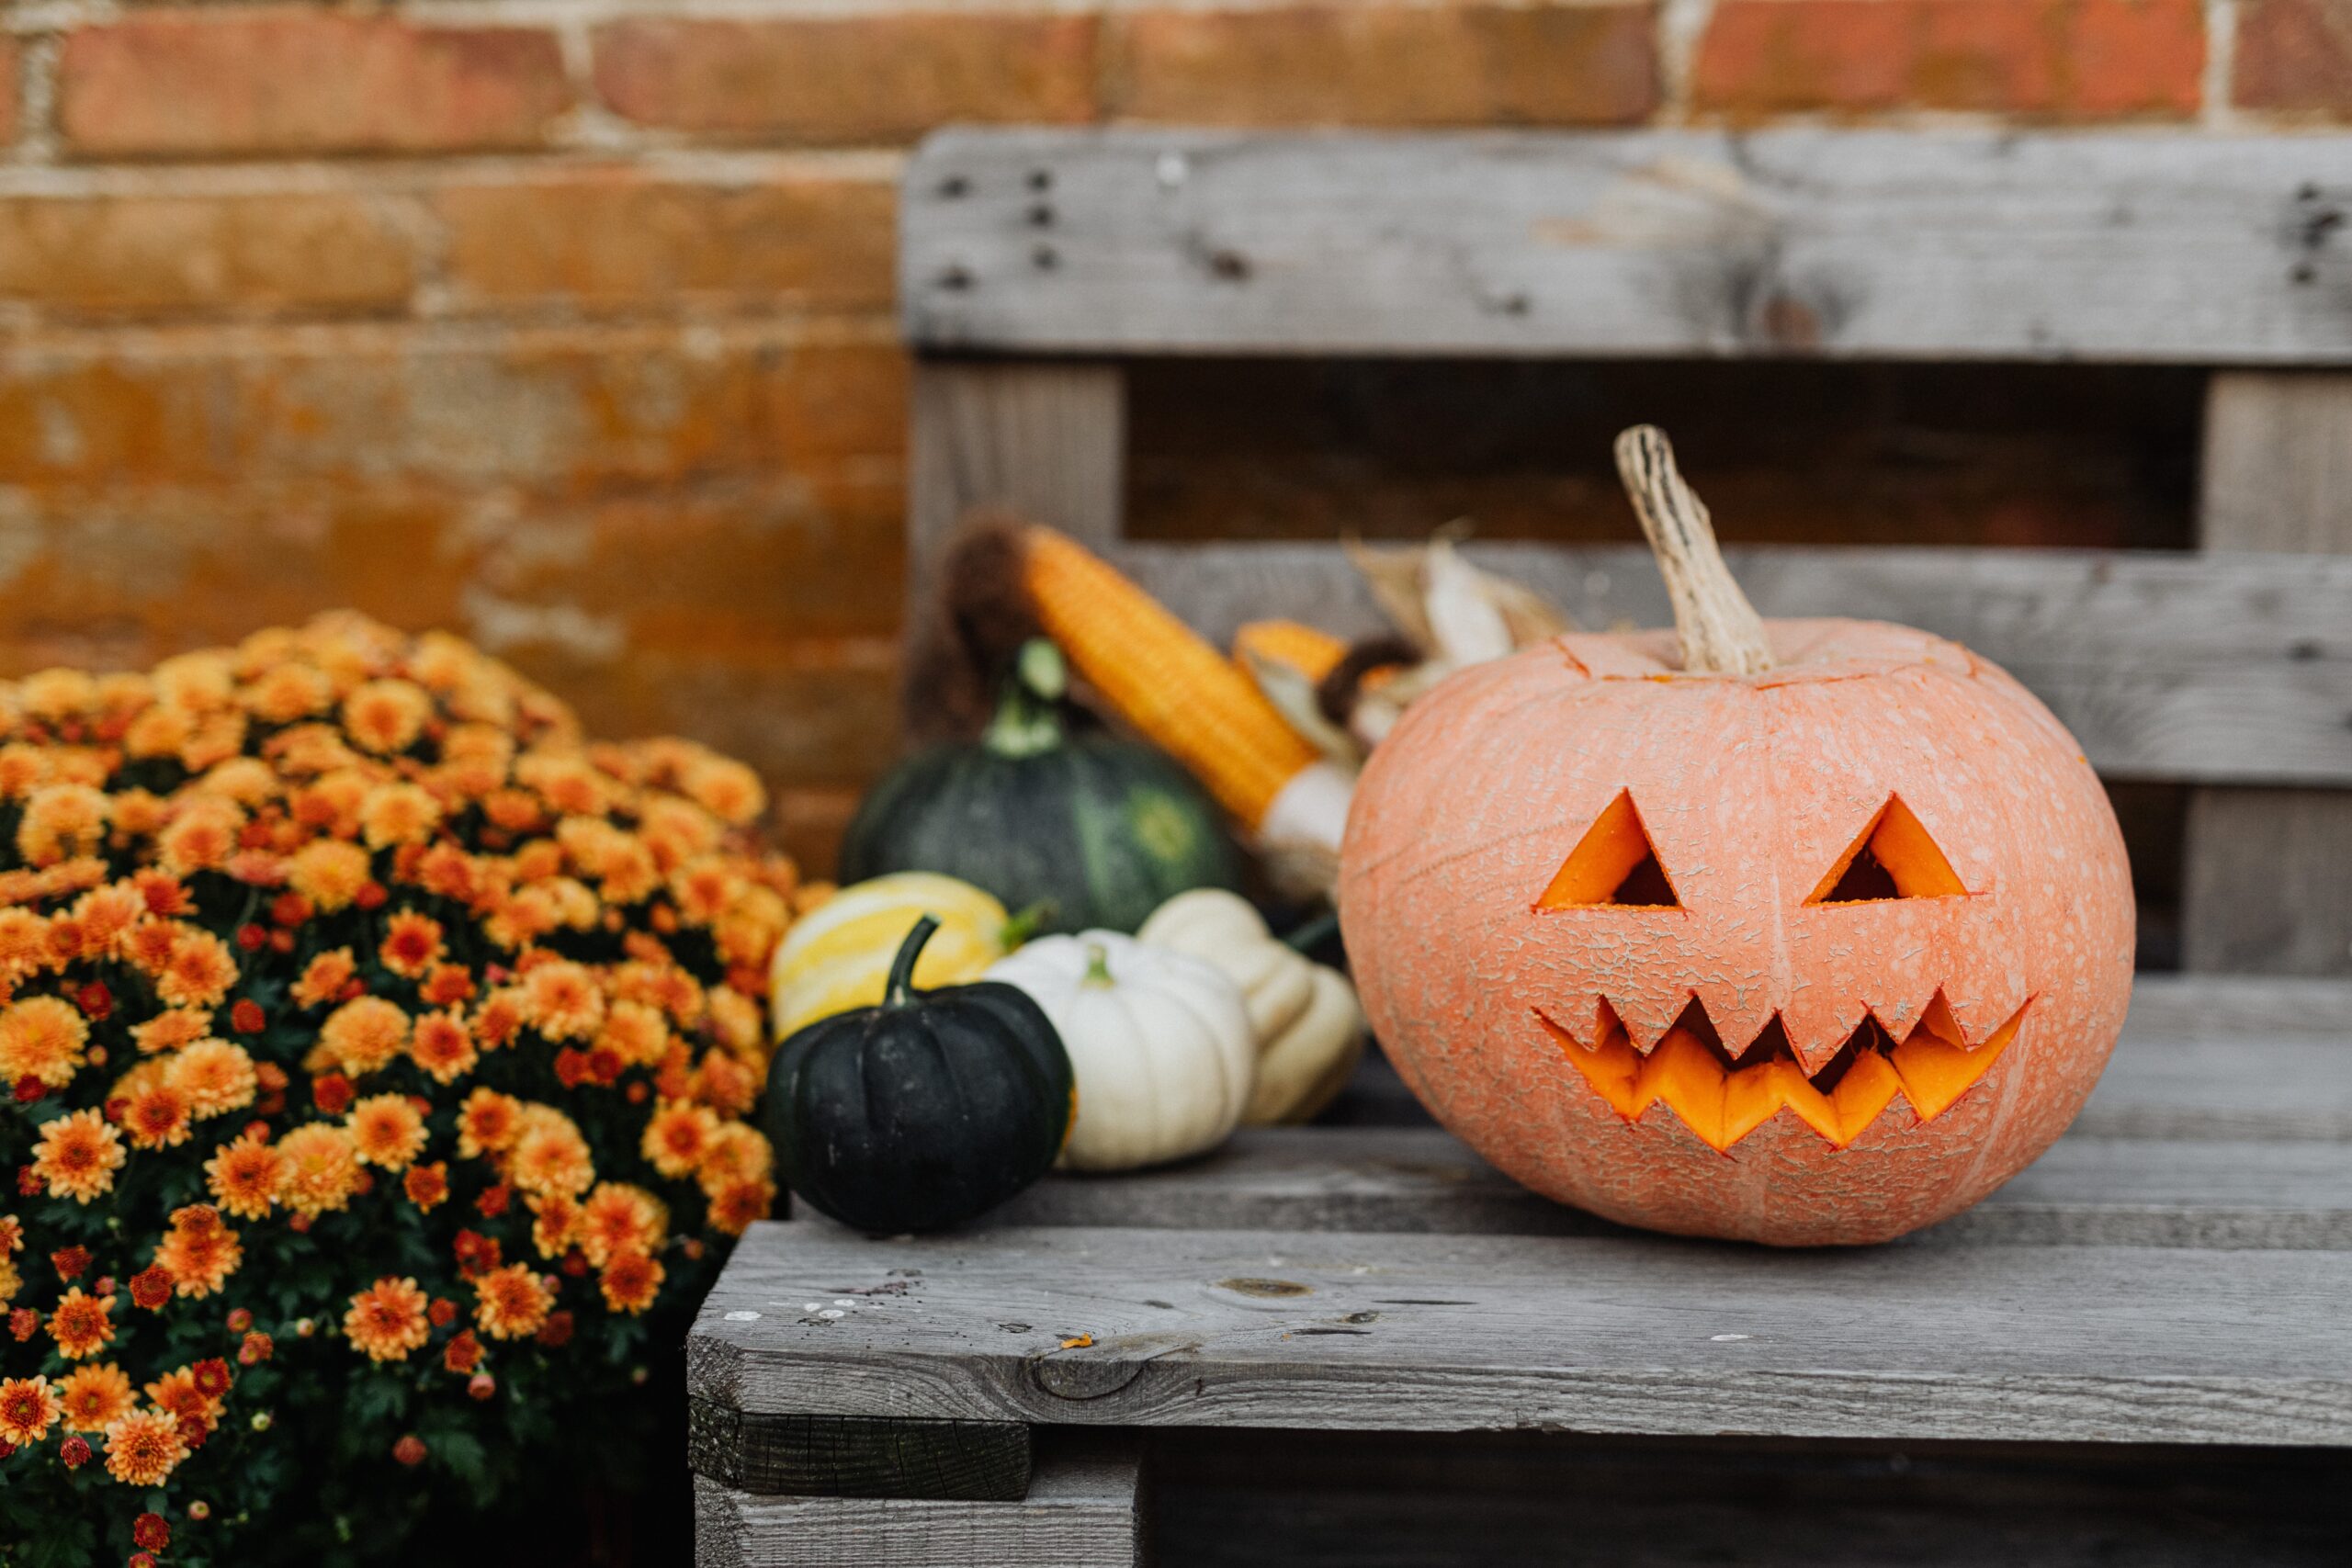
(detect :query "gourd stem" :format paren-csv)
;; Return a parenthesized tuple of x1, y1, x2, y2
(1080, 942, 1114, 988)
(884, 915, 942, 1008)
(982, 638, 1069, 759)
(1612, 425, 1775, 675)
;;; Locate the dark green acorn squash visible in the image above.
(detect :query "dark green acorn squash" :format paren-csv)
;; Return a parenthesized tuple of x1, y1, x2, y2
(762, 915, 1073, 1234)
(841, 640, 1241, 934)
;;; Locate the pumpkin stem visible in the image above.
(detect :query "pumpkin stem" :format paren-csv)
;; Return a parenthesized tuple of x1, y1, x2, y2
(1612, 426, 1775, 675)
(983, 638, 1069, 759)
(1080, 942, 1114, 988)
(883, 915, 942, 1008)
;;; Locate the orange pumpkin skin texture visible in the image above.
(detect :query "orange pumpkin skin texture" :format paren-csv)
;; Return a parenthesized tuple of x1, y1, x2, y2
(1339, 618, 2135, 1247)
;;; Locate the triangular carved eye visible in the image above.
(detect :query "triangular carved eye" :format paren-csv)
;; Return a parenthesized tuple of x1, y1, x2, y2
(1806, 795, 1967, 905)
(1539, 791, 1680, 909)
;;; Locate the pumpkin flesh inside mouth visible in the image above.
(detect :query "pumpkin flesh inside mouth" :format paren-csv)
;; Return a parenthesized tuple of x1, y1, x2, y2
(1535, 994, 2029, 1154)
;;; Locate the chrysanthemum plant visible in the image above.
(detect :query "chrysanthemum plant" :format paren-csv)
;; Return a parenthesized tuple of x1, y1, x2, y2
(0, 615, 805, 1567)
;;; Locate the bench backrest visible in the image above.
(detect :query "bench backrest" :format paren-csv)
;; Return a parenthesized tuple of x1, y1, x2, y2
(898, 128, 2352, 975)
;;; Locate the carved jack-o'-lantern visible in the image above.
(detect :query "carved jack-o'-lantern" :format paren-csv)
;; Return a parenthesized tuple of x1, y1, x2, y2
(1339, 429, 2134, 1246)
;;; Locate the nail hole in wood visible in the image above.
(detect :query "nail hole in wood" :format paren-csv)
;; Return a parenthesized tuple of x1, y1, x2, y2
(1032, 244, 1059, 271)
(1208, 250, 1250, 282)
(938, 175, 971, 198)
(1028, 203, 1055, 227)
(937, 265, 974, 291)
(1027, 169, 1053, 191)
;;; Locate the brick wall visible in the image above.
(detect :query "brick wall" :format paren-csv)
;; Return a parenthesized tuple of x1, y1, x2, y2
(0, 0, 2337, 868)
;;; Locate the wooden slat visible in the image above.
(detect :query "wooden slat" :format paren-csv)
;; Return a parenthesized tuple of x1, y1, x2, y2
(902, 130, 2352, 362)
(1099, 540, 2352, 787)
(2184, 372, 2352, 973)
(686, 1400, 1029, 1499)
(692, 1221, 2352, 1445)
(2118, 973, 2352, 1038)
(695, 1440, 1140, 1568)
(989, 1127, 2352, 1251)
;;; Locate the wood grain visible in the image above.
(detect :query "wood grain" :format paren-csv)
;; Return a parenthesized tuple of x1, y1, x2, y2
(905, 360, 1125, 630)
(685, 1400, 1029, 1500)
(984, 1125, 2352, 1251)
(695, 1439, 1140, 1568)
(1095, 539, 2352, 787)
(2183, 372, 2352, 976)
(901, 130, 2352, 362)
(693, 1222, 2352, 1445)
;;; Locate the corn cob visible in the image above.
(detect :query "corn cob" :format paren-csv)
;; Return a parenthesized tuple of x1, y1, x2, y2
(1231, 619, 1350, 686)
(1023, 528, 1321, 829)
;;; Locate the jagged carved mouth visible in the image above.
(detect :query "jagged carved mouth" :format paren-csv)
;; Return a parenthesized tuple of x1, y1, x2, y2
(1534, 993, 2031, 1154)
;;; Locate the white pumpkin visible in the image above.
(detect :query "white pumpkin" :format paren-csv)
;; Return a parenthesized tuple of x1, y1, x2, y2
(984, 931, 1254, 1171)
(1136, 888, 1365, 1125)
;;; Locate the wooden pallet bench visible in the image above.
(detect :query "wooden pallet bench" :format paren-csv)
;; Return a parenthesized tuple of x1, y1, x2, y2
(695, 977, 2352, 1564)
(697, 125, 2352, 1564)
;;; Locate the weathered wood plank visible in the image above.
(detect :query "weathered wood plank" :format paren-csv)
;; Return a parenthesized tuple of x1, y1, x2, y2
(1097, 540, 2352, 787)
(695, 1439, 1140, 1568)
(685, 1400, 1029, 1500)
(903, 130, 2352, 362)
(2119, 973, 2352, 1039)
(1150, 1429, 2352, 1568)
(989, 1126, 2352, 1250)
(693, 1223, 2352, 1445)
(2184, 372, 2352, 976)
(905, 360, 1125, 630)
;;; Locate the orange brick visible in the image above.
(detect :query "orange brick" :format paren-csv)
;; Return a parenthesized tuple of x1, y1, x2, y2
(774, 787, 865, 878)
(2236, 0, 2352, 117)
(58, 10, 571, 157)
(1105, 2, 1660, 126)
(435, 171, 897, 314)
(0, 192, 417, 319)
(0, 332, 906, 490)
(1693, 0, 2205, 121)
(590, 14, 1098, 143)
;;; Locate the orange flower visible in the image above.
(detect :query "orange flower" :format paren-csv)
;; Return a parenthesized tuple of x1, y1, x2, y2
(682, 753, 763, 825)
(407, 1009, 477, 1084)
(707, 1179, 776, 1236)
(595, 998, 670, 1069)
(527, 1193, 580, 1260)
(32, 1108, 126, 1203)
(346, 1093, 426, 1170)
(0, 908, 51, 977)
(443, 1328, 483, 1375)
(378, 911, 445, 980)
(103, 1408, 187, 1486)
(0, 995, 88, 1087)
(156, 928, 239, 1009)
(123, 919, 183, 976)
(164, 1038, 258, 1118)
(472, 988, 526, 1049)
(276, 1122, 361, 1216)
(403, 1162, 449, 1212)
(204, 1134, 284, 1220)
(695, 1122, 775, 1198)
(290, 947, 356, 1008)
(131, 1007, 211, 1055)
(49, 1286, 115, 1359)
(359, 782, 441, 849)
(508, 1110, 594, 1199)
(471, 1263, 553, 1341)
(0, 1374, 60, 1445)
(122, 1080, 194, 1149)
(344, 1276, 431, 1362)
(641, 1099, 718, 1179)
(56, 1363, 134, 1432)
(287, 839, 371, 913)
(342, 678, 432, 755)
(154, 1206, 242, 1299)
(598, 1249, 664, 1315)
(17, 783, 110, 865)
(319, 996, 409, 1076)
(143, 1366, 225, 1434)
(243, 659, 334, 724)
(578, 1182, 667, 1268)
(419, 962, 475, 1008)
(456, 1088, 522, 1159)
(519, 960, 604, 1042)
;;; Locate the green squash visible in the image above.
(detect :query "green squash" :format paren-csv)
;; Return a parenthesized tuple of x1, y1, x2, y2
(842, 640, 1241, 934)
(763, 915, 1073, 1234)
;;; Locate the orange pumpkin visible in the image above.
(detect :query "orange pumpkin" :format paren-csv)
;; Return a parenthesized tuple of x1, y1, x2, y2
(1338, 429, 2134, 1246)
